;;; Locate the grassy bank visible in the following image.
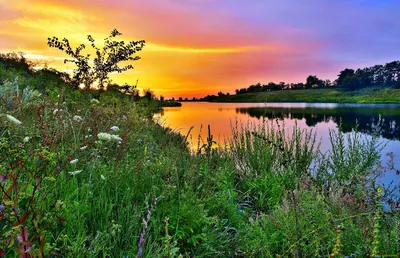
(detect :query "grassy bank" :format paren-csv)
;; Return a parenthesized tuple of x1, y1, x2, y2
(213, 88, 400, 103)
(1, 65, 399, 257)
(160, 100, 182, 107)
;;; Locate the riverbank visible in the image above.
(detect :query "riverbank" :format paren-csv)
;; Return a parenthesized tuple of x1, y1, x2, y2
(211, 87, 400, 103)
(160, 100, 182, 107)
(1, 62, 399, 256)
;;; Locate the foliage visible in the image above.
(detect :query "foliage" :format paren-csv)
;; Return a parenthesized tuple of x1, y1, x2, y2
(0, 77, 40, 110)
(0, 123, 69, 257)
(47, 29, 145, 89)
(0, 53, 33, 76)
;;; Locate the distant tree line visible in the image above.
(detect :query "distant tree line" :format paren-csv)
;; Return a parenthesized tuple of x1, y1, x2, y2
(336, 61, 400, 90)
(192, 60, 400, 100)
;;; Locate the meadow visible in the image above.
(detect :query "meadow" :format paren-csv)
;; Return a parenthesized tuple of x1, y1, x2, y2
(1, 58, 399, 257)
(212, 88, 400, 104)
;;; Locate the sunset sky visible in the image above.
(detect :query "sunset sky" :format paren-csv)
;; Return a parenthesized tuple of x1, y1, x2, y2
(1, 0, 400, 98)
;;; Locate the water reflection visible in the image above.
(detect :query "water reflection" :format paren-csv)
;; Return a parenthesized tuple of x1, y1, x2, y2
(236, 106, 400, 140)
(159, 102, 400, 189)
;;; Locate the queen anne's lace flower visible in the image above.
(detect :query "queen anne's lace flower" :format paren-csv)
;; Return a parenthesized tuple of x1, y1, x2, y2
(97, 132, 122, 142)
(23, 136, 30, 143)
(73, 115, 83, 122)
(110, 134, 122, 142)
(69, 170, 83, 176)
(80, 146, 88, 150)
(98, 132, 112, 141)
(70, 159, 78, 164)
(110, 126, 119, 132)
(6, 115, 22, 125)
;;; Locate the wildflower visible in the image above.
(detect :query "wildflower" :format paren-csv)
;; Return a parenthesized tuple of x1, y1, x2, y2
(98, 132, 112, 141)
(110, 134, 122, 142)
(80, 146, 88, 150)
(73, 115, 83, 122)
(23, 136, 30, 143)
(110, 126, 119, 132)
(69, 170, 83, 176)
(90, 99, 100, 104)
(377, 187, 382, 195)
(6, 114, 22, 125)
(70, 159, 78, 164)
(101, 175, 106, 180)
(53, 109, 59, 115)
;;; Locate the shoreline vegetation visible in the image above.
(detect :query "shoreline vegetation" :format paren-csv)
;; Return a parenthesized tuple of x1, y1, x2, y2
(160, 100, 182, 107)
(202, 87, 400, 104)
(1, 51, 399, 257)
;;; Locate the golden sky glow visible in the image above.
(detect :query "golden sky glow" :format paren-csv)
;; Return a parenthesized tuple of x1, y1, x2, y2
(2, 0, 399, 98)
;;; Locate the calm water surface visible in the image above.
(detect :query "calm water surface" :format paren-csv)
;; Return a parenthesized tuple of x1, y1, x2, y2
(158, 102, 400, 187)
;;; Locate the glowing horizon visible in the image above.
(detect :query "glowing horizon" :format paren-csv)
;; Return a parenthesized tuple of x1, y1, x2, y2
(1, 0, 400, 98)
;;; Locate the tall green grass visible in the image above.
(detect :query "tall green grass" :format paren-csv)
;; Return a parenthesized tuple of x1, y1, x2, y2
(1, 77, 399, 257)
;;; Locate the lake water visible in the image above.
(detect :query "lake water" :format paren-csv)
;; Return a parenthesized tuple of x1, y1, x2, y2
(157, 102, 400, 188)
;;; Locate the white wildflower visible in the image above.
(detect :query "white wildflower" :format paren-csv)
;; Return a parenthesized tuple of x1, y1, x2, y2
(6, 115, 22, 125)
(73, 115, 83, 122)
(69, 170, 83, 176)
(70, 159, 78, 164)
(53, 109, 59, 115)
(97, 132, 111, 141)
(110, 126, 119, 132)
(101, 175, 106, 180)
(80, 146, 88, 150)
(23, 136, 30, 143)
(110, 134, 122, 142)
(90, 99, 100, 104)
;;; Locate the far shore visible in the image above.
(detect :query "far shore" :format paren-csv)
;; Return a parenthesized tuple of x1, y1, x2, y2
(177, 88, 400, 104)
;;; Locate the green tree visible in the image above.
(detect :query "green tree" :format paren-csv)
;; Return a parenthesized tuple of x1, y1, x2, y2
(305, 75, 323, 89)
(341, 76, 361, 91)
(336, 68, 355, 86)
(47, 29, 145, 89)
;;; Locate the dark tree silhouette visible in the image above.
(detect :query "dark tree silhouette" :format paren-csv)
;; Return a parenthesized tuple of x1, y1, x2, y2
(143, 88, 155, 100)
(47, 29, 145, 89)
(305, 75, 323, 89)
(336, 68, 355, 86)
